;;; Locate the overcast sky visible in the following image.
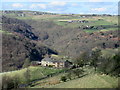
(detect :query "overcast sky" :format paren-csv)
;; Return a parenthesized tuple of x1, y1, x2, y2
(1, 0, 119, 14)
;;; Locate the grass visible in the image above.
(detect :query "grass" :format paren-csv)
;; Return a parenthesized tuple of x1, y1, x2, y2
(91, 20, 114, 26)
(45, 73, 118, 88)
(31, 66, 94, 88)
(31, 73, 64, 88)
(51, 54, 70, 60)
(101, 48, 118, 58)
(0, 30, 13, 35)
(100, 27, 118, 32)
(5, 13, 118, 33)
(0, 66, 63, 84)
(31, 66, 118, 88)
(54, 16, 117, 29)
(84, 27, 118, 33)
(12, 14, 80, 21)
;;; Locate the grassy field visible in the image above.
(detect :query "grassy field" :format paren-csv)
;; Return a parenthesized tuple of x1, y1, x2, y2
(0, 30, 13, 35)
(100, 28, 118, 32)
(4, 13, 118, 33)
(32, 66, 118, 88)
(31, 65, 118, 88)
(46, 73, 118, 88)
(101, 48, 118, 58)
(84, 27, 118, 33)
(53, 16, 118, 33)
(1, 66, 64, 84)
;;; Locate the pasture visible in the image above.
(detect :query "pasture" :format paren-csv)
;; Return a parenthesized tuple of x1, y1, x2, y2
(4, 12, 118, 33)
(47, 73, 118, 88)
(1, 66, 63, 84)
(32, 66, 118, 88)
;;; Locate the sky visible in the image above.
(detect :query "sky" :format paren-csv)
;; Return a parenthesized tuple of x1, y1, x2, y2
(1, 0, 119, 15)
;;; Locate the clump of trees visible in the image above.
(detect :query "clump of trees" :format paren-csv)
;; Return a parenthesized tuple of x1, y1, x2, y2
(98, 52, 120, 77)
(90, 48, 102, 71)
(73, 48, 120, 77)
(61, 68, 84, 82)
(74, 52, 89, 67)
(73, 69, 84, 78)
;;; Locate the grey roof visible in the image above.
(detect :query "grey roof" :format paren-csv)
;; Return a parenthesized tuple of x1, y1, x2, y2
(42, 58, 65, 63)
(42, 57, 51, 61)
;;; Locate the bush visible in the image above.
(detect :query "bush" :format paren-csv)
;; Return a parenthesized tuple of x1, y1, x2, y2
(48, 65, 54, 67)
(97, 52, 120, 77)
(61, 76, 67, 82)
(67, 72, 72, 80)
(74, 52, 89, 67)
(73, 69, 84, 78)
(2, 75, 20, 89)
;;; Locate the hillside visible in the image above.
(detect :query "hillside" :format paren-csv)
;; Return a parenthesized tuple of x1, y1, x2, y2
(25, 17, 119, 57)
(46, 73, 118, 88)
(30, 65, 118, 88)
(1, 64, 118, 88)
(2, 16, 38, 40)
(1, 66, 63, 85)
(1, 11, 119, 70)
(2, 16, 57, 72)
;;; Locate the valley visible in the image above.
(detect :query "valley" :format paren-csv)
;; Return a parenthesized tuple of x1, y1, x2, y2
(1, 10, 119, 89)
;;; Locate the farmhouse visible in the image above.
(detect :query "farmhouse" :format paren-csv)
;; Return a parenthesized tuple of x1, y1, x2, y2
(41, 57, 72, 68)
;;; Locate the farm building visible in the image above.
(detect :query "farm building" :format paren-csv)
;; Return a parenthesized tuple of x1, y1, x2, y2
(41, 57, 72, 68)
(31, 61, 41, 66)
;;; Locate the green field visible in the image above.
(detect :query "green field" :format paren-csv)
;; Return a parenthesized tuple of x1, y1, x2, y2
(101, 48, 118, 58)
(32, 66, 118, 88)
(0, 30, 13, 35)
(1, 66, 64, 84)
(31, 65, 118, 88)
(4, 12, 118, 33)
(55, 18, 117, 30)
(84, 27, 118, 33)
(46, 73, 118, 88)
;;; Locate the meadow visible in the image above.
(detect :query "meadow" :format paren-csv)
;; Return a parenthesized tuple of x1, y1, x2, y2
(4, 12, 118, 33)
(47, 73, 118, 88)
(1, 66, 64, 84)
(32, 66, 118, 88)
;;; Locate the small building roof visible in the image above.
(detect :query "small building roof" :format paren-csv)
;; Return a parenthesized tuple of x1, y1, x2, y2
(42, 57, 65, 63)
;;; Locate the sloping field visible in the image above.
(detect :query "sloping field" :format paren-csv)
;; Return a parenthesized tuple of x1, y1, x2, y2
(101, 48, 118, 57)
(0, 66, 63, 84)
(46, 73, 118, 88)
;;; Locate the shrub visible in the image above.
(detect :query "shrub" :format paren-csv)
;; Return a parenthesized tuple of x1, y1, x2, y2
(73, 69, 84, 78)
(61, 76, 67, 82)
(67, 72, 72, 80)
(2, 75, 20, 89)
(74, 52, 89, 67)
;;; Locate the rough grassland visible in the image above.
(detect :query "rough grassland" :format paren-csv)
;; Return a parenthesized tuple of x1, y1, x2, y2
(46, 73, 118, 88)
(32, 66, 118, 88)
(0, 66, 63, 84)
